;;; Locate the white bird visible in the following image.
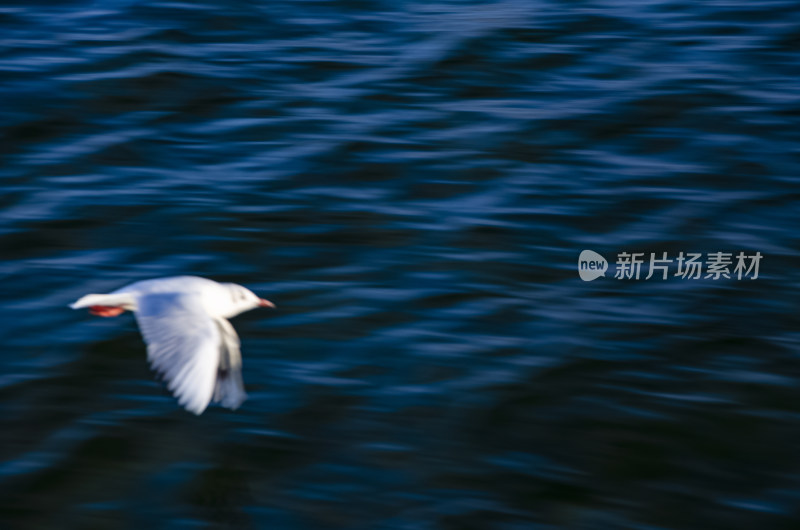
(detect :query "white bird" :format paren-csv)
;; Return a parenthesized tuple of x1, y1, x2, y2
(70, 276, 275, 415)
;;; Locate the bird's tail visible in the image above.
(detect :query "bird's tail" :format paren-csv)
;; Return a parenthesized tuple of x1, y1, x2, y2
(70, 293, 136, 310)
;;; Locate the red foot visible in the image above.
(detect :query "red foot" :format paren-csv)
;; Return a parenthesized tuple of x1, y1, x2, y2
(89, 305, 125, 317)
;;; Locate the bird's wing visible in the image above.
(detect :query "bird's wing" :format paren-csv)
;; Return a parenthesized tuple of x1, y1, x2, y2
(132, 292, 221, 415)
(213, 318, 247, 410)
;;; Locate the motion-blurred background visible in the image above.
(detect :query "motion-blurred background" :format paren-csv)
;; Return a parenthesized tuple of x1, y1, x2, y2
(1, 0, 799, 528)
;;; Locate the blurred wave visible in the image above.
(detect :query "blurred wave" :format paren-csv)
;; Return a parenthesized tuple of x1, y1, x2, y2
(1, 0, 799, 528)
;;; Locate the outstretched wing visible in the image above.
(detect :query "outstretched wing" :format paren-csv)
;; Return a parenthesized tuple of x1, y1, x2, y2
(133, 292, 220, 415)
(213, 318, 247, 410)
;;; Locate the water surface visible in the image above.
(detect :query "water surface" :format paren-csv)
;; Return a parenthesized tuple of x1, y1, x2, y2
(1, 0, 799, 528)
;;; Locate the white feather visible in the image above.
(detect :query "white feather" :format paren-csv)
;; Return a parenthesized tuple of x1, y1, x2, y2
(70, 293, 136, 310)
(70, 276, 265, 415)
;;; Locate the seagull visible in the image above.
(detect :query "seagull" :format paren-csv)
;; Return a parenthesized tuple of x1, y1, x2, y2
(70, 276, 275, 415)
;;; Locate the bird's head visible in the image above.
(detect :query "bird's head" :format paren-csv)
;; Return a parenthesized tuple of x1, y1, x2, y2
(222, 283, 275, 317)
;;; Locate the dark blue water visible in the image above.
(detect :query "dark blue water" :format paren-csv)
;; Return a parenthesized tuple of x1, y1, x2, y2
(1, 0, 799, 528)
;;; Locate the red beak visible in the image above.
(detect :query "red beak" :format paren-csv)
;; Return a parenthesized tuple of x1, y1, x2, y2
(259, 299, 275, 308)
